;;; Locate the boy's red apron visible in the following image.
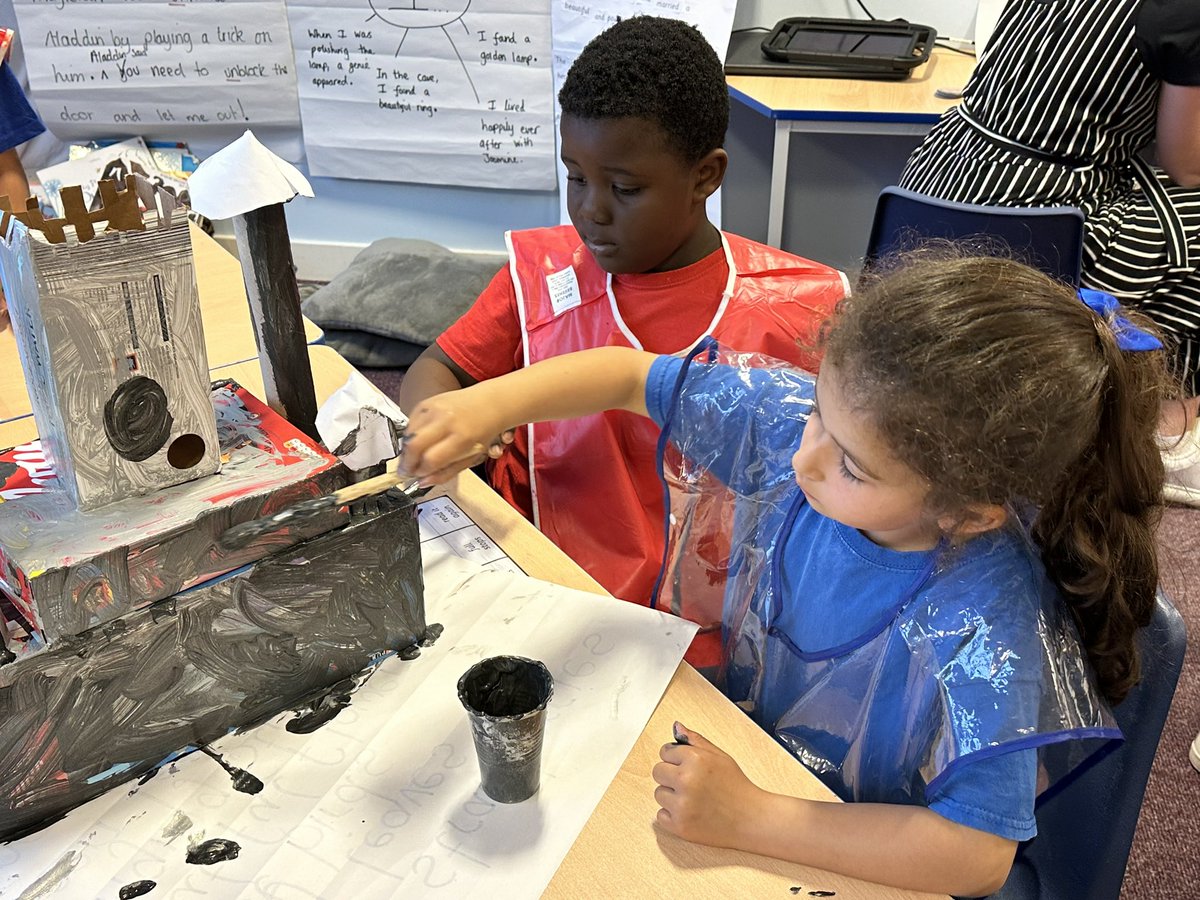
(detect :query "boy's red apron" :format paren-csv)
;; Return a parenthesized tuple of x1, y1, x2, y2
(497, 224, 845, 666)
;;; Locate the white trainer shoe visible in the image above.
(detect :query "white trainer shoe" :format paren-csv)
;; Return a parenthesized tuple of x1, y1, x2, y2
(1160, 418, 1200, 507)
(1191, 730, 1200, 773)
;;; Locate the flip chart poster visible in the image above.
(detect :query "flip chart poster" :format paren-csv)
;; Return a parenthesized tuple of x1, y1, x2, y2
(13, 0, 302, 142)
(286, 0, 556, 189)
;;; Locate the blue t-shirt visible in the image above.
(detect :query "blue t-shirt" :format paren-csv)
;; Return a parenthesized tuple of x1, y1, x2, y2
(0, 60, 44, 154)
(646, 354, 1039, 841)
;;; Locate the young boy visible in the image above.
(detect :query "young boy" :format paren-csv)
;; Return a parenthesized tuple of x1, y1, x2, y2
(398, 16, 846, 663)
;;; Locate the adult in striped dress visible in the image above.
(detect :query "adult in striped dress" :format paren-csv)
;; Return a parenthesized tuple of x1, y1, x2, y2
(899, 0, 1200, 503)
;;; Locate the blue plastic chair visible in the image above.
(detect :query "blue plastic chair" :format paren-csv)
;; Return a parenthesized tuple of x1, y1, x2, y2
(865, 186, 1086, 285)
(987, 591, 1187, 900)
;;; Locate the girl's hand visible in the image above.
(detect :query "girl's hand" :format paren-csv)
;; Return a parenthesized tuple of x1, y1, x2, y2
(402, 391, 512, 485)
(652, 722, 766, 848)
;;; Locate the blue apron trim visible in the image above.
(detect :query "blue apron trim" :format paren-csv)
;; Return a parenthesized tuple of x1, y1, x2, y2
(650, 335, 720, 611)
(924, 725, 1123, 801)
(766, 493, 943, 661)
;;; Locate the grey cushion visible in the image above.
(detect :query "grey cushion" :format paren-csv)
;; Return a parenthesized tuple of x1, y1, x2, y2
(300, 238, 503, 368)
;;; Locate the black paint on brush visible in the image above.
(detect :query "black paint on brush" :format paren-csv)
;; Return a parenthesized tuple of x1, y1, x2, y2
(199, 745, 264, 795)
(119, 879, 157, 899)
(185, 838, 241, 865)
(218, 494, 340, 550)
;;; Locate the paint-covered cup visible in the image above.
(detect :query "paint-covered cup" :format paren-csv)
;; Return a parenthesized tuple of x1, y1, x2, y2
(457, 655, 554, 803)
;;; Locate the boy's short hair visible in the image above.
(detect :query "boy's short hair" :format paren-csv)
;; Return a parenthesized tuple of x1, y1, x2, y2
(558, 16, 728, 164)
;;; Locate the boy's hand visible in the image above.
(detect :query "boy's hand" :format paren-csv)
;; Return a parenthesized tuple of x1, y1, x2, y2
(401, 390, 512, 484)
(652, 722, 765, 849)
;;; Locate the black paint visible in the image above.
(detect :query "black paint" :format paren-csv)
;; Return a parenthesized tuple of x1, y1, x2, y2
(459, 656, 552, 717)
(199, 745, 264, 795)
(0, 499, 425, 841)
(286, 677, 356, 734)
(218, 493, 339, 549)
(119, 879, 157, 898)
(808, 892, 836, 897)
(103, 375, 174, 462)
(185, 838, 241, 866)
(233, 204, 319, 441)
(458, 656, 553, 804)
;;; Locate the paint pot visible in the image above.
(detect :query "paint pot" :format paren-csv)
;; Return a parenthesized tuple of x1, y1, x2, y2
(457, 655, 553, 804)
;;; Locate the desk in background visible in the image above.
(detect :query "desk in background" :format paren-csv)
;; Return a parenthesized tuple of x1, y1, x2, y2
(0, 222, 324, 423)
(727, 48, 976, 248)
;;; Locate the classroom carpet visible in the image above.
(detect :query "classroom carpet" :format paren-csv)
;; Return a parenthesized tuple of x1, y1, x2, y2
(1123, 502, 1200, 898)
(358, 363, 1199, 897)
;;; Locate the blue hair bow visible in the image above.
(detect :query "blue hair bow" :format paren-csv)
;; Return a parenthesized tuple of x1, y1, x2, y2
(1078, 288, 1163, 352)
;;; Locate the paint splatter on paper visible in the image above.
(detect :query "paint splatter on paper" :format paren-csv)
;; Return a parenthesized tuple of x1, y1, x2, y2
(0, 500, 426, 842)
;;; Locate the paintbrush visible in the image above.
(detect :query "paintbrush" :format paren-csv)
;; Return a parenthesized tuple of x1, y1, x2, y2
(217, 465, 423, 550)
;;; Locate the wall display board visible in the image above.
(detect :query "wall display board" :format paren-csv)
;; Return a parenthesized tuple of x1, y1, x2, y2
(13, 0, 302, 151)
(286, 0, 557, 189)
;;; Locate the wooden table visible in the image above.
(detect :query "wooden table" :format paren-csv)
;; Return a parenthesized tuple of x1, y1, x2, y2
(0, 222, 323, 423)
(0, 344, 946, 900)
(229, 346, 946, 900)
(727, 48, 976, 247)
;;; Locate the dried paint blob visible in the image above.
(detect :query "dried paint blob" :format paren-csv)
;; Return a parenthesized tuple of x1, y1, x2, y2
(185, 838, 241, 865)
(119, 880, 157, 899)
(199, 746, 264, 794)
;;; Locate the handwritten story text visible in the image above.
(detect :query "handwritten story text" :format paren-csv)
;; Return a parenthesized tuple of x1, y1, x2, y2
(14, 0, 301, 141)
(287, 0, 555, 190)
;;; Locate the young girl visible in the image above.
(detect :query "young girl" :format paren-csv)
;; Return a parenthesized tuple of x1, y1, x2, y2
(402, 254, 1167, 897)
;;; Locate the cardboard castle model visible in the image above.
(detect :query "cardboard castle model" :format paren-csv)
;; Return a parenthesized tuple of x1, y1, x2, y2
(0, 175, 427, 842)
(0, 176, 220, 510)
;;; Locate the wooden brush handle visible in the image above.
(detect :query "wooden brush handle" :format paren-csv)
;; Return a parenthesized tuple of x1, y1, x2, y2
(331, 469, 412, 504)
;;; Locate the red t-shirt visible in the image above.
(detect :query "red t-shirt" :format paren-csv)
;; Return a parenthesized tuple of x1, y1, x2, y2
(437, 247, 731, 518)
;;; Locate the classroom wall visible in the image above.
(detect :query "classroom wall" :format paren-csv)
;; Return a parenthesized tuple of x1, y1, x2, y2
(6, 0, 982, 279)
(277, 0, 981, 278)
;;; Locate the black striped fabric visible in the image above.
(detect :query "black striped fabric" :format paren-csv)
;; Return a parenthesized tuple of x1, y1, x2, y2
(899, 0, 1200, 394)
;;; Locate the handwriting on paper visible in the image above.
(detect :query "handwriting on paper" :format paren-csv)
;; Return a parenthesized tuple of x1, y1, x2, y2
(287, 0, 556, 189)
(14, 0, 301, 137)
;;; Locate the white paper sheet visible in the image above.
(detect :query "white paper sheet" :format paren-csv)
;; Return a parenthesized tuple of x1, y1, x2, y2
(550, 0, 735, 227)
(188, 130, 314, 221)
(286, 0, 556, 189)
(0, 535, 696, 898)
(313, 370, 406, 472)
(13, 0, 301, 159)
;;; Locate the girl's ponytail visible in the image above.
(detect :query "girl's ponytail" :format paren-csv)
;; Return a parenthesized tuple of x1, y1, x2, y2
(1033, 311, 1165, 703)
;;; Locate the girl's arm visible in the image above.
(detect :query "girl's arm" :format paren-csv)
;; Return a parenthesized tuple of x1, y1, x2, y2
(655, 725, 1017, 898)
(402, 346, 656, 484)
(1155, 83, 1200, 187)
